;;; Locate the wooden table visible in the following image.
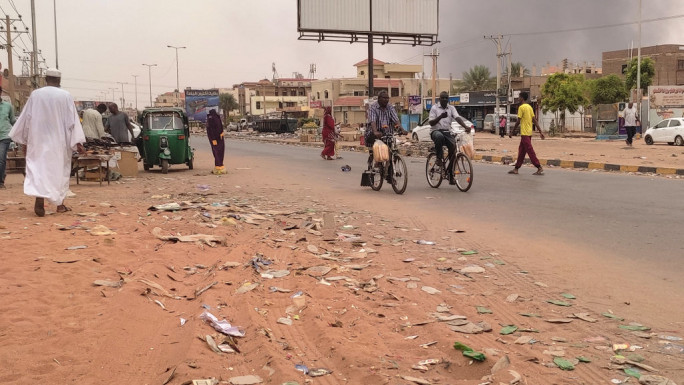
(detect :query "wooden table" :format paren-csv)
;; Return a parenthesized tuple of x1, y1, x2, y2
(74, 155, 112, 186)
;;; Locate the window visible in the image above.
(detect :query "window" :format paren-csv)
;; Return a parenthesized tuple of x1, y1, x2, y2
(256, 101, 261, 110)
(655, 120, 669, 129)
(621, 64, 628, 74)
(354, 91, 363, 96)
(360, 70, 365, 75)
(316, 92, 320, 99)
(324, 90, 329, 99)
(290, 90, 296, 96)
(391, 88, 399, 97)
(256, 90, 260, 96)
(275, 90, 279, 96)
(669, 119, 681, 127)
(299, 90, 304, 96)
(679, 60, 684, 70)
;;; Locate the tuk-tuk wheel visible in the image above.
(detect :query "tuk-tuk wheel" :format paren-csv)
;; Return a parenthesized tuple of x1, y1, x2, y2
(143, 163, 150, 171)
(161, 159, 169, 174)
(187, 157, 194, 170)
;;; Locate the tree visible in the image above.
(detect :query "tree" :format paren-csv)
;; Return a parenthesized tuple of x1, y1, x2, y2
(589, 75, 628, 105)
(540, 73, 588, 132)
(454, 65, 496, 92)
(624, 57, 655, 95)
(503, 62, 530, 78)
(219, 93, 239, 121)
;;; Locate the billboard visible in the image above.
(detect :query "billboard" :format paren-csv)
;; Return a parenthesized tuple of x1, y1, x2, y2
(408, 95, 422, 114)
(298, 0, 438, 42)
(648, 86, 684, 125)
(185, 89, 220, 123)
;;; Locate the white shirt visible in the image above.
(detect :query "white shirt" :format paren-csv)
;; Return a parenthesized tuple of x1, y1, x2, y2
(623, 106, 639, 126)
(81, 108, 106, 138)
(429, 103, 460, 132)
(10, 86, 85, 205)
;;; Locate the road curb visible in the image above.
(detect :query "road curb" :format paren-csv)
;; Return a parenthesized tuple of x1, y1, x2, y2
(232, 137, 684, 176)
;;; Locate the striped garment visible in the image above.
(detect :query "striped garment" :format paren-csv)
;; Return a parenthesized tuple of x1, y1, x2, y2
(367, 102, 399, 135)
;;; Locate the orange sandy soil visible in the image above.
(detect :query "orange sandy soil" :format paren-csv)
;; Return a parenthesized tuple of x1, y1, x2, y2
(0, 149, 682, 385)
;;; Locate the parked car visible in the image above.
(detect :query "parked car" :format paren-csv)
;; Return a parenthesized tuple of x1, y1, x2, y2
(226, 122, 239, 131)
(643, 118, 684, 146)
(484, 113, 519, 136)
(411, 117, 474, 142)
(127, 121, 141, 141)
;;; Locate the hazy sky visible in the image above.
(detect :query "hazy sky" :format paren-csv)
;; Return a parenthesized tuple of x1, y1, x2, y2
(4, 0, 683, 104)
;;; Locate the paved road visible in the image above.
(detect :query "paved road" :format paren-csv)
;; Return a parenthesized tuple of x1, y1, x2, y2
(195, 137, 684, 281)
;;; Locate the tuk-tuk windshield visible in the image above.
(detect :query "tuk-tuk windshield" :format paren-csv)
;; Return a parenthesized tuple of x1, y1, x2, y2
(146, 113, 184, 130)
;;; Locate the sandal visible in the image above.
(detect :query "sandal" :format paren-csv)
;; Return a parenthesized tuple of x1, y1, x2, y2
(57, 205, 72, 213)
(507, 169, 518, 174)
(533, 169, 544, 175)
(34, 198, 45, 217)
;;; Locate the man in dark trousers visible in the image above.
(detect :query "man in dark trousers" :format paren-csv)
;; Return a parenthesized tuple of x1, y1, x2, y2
(206, 109, 225, 175)
(508, 91, 545, 175)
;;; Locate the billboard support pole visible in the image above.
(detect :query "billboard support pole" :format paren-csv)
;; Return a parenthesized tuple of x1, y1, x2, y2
(367, 0, 374, 98)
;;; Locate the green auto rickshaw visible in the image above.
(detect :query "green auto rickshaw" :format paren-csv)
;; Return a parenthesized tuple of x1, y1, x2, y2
(139, 107, 194, 174)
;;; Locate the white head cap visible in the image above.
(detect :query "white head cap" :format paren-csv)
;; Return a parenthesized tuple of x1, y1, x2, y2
(45, 68, 61, 78)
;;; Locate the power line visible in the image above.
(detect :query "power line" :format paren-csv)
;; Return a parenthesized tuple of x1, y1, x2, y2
(507, 14, 684, 37)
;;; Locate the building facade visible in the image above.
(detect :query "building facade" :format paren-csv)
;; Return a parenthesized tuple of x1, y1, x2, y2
(602, 44, 684, 86)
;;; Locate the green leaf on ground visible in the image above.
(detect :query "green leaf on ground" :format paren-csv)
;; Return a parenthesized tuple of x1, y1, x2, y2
(576, 356, 592, 363)
(493, 260, 506, 265)
(500, 325, 518, 335)
(561, 293, 576, 299)
(602, 312, 624, 321)
(619, 325, 651, 331)
(463, 350, 486, 361)
(519, 313, 541, 318)
(518, 328, 540, 333)
(460, 250, 478, 255)
(476, 306, 493, 314)
(624, 368, 641, 379)
(547, 300, 572, 307)
(553, 357, 575, 370)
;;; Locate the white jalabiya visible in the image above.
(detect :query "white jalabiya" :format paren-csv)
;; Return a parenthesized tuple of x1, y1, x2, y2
(9, 86, 85, 205)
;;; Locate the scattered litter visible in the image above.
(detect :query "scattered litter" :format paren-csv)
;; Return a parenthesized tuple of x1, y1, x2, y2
(65, 245, 87, 250)
(534, 281, 548, 287)
(180, 318, 187, 326)
(401, 375, 431, 385)
(514, 336, 534, 344)
(460, 250, 478, 255)
(459, 265, 485, 274)
(506, 293, 519, 302)
(421, 286, 441, 295)
(295, 364, 309, 375)
(561, 293, 576, 299)
(151, 227, 226, 247)
(447, 229, 465, 233)
(415, 240, 435, 245)
(93, 279, 122, 288)
(277, 317, 293, 326)
(659, 335, 682, 341)
(546, 299, 572, 307)
(476, 306, 493, 314)
(89, 225, 116, 236)
(602, 312, 624, 321)
(553, 357, 575, 370)
(453, 341, 486, 361)
(305, 265, 332, 277)
(200, 310, 245, 337)
(340, 165, 351, 172)
(620, 325, 651, 332)
(573, 313, 598, 323)
(228, 375, 263, 385)
(269, 286, 292, 293)
(546, 318, 573, 324)
(499, 325, 518, 335)
(236, 282, 259, 294)
(307, 368, 332, 377)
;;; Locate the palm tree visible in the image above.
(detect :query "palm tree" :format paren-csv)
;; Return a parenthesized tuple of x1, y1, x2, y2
(503, 62, 530, 78)
(219, 93, 239, 121)
(455, 65, 496, 92)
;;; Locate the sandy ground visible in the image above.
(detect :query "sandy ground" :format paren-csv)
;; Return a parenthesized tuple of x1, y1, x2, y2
(0, 146, 682, 385)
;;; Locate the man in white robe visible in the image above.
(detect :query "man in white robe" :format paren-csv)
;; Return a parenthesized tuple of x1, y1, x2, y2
(9, 68, 86, 217)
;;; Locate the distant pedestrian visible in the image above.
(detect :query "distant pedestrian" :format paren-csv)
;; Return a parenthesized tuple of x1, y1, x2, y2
(105, 103, 135, 143)
(499, 115, 507, 137)
(0, 86, 17, 189)
(320, 106, 335, 160)
(9, 68, 86, 216)
(81, 103, 108, 139)
(623, 102, 639, 147)
(508, 91, 544, 175)
(206, 109, 226, 174)
(333, 123, 342, 159)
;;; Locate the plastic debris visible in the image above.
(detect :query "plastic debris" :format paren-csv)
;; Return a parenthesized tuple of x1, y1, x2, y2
(624, 367, 642, 379)
(295, 364, 308, 374)
(415, 240, 435, 245)
(476, 306, 493, 314)
(500, 325, 518, 335)
(602, 312, 625, 321)
(453, 341, 486, 362)
(561, 293, 576, 299)
(620, 325, 651, 332)
(200, 310, 245, 337)
(340, 165, 351, 172)
(421, 286, 441, 295)
(308, 368, 332, 377)
(228, 375, 263, 385)
(547, 299, 573, 307)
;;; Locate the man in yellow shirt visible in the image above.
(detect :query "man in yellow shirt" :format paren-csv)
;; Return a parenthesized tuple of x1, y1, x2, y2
(509, 91, 545, 175)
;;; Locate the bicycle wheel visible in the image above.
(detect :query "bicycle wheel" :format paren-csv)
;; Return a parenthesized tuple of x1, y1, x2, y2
(453, 153, 473, 192)
(370, 163, 383, 191)
(425, 153, 443, 188)
(391, 155, 408, 195)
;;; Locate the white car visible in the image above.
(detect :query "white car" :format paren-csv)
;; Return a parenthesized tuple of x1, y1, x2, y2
(411, 118, 474, 142)
(643, 118, 684, 146)
(128, 121, 141, 141)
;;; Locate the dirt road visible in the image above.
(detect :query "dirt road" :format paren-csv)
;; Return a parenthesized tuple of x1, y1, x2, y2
(0, 148, 681, 384)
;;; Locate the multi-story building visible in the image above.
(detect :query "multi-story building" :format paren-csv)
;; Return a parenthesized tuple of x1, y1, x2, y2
(234, 77, 314, 118)
(602, 44, 684, 86)
(154, 91, 184, 108)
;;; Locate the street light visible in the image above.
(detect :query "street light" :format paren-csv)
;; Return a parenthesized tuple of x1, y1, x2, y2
(167, 45, 186, 107)
(142, 63, 157, 107)
(132, 75, 139, 112)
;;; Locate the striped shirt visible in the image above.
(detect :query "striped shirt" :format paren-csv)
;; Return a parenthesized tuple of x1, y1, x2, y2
(367, 102, 399, 135)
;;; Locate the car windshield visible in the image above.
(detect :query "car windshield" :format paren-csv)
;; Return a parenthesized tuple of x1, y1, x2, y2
(147, 113, 184, 130)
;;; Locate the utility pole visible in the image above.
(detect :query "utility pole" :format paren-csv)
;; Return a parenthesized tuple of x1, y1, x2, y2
(109, 87, 117, 104)
(30, 0, 39, 89)
(486, 35, 503, 132)
(142, 64, 157, 107)
(636, 0, 642, 117)
(53, 0, 58, 69)
(506, 45, 512, 121)
(4, 15, 28, 108)
(367, 0, 374, 99)
(132, 75, 139, 112)
(116, 82, 126, 109)
(425, 48, 439, 107)
(167, 45, 186, 107)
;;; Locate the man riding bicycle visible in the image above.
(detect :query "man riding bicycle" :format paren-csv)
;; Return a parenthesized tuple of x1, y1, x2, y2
(429, 91, 471, 185)
(365, 90, 405, 147)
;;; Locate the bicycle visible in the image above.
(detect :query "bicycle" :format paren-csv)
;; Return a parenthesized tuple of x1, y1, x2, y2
(425, 130, 473, 192)
(361, 132, 408, 195)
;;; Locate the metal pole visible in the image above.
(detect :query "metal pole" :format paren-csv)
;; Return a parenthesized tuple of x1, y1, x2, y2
(636, 0, 642, 113)
(53, 0, 58, 69)
(142, 64, 157, 107)
(5, 15, 16, 108)
(117, 82, 125, 109)
(367, 0, 374, 98)
(30, 0, 38, 88)
(167, 45, 186, 107)
(132, 75, 138, 112)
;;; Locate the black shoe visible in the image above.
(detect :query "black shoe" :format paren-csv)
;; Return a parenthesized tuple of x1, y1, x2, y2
(449, 178, 457, 185)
